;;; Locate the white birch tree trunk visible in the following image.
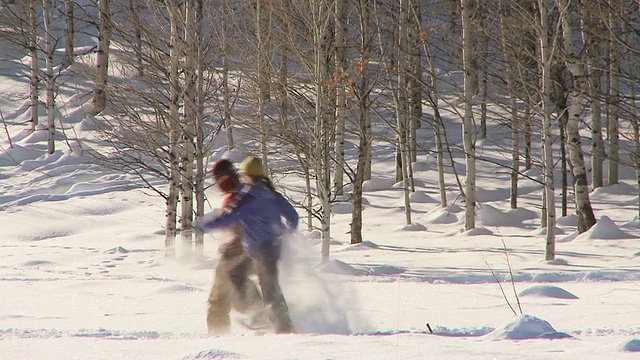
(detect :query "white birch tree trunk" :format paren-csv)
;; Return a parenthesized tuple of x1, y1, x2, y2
(626, 29, 640, 221)
(582, 7, 604, 189)
(461, 0, 477, 230)
(539, 0, 555, 260)
(559, 0, 596, 233)
(43, 0, 55, 154)
(92, 0, 110, 115)
(479, 32, 488, 140)
(314, 0, 332, 263)
(29, 1, 39, 132)
(165, 0, 181, 258)
(221, 3, 233, 150)
(181, 0, 198, 260)
(607, 9, 619, 186)
(524, 105, 533, 170)
(193, 0, 205, 261)
(507, 69, 519, 210)
(499, 2, 519, 209)
(632, 85, 640, 221)
(408, 0, 422, 164)
(333, 0, 347, 196)
(398, 0, 411, 225)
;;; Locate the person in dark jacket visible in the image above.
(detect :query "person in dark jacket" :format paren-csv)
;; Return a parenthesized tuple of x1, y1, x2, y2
(205, 159, 264, 335)
(197, 157, 298, 333)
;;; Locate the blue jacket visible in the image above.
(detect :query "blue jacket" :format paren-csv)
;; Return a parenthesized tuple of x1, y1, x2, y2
(197, 184, 299, 260)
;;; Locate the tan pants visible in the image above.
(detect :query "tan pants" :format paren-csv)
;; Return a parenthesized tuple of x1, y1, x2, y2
(206, 233, 263, 335)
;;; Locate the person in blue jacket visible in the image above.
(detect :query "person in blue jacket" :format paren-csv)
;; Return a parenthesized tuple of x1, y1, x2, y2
(196, 158, 298, 334)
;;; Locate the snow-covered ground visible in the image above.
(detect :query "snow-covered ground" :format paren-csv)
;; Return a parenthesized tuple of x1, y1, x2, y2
(2, 39, 640, 360)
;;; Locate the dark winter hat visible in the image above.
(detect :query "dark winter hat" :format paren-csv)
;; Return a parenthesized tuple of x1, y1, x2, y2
(211, 159, 236, 178)
(211, 159, 239, 193)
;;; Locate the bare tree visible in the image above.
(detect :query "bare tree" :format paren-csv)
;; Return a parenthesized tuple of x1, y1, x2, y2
(255, 0, 270, 172)
(166, 0, 182, 258)
(333, 0, 347, 196)
(64, 0, 74, 65)
(42, 0, 55, 154)
(314, 0, 334, 263)
(181, 0, 199, 260)
(350, 0, 374, 244)
(221, 1, 234, 150)
(582, 3, 604, 189)
(606, 5, 620, 186)
(498, 0, 520, 209)
(461, 0, 477, 230)
(29, 0, 39, 132)
(558, 0, 596, 233)
(407, 0, 422, 164)
(192, 0, 206, 261)
(538, 0, 556, 260)
(91, 0, 111, 115)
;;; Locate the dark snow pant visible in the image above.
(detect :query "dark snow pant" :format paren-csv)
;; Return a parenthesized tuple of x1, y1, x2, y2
(254, 258, 294, 334)
(207, 255, 263, 335)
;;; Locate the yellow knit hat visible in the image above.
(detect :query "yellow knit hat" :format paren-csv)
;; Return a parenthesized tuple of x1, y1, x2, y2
(240, 156, 265, 177)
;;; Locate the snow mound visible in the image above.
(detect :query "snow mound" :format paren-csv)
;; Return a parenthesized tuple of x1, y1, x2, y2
(479, 205, 509, 226)
(179, 350, 241, 359)
(421, 207, 459, 224)
(363, 178, 394, 191)
(458, 227, 494, 236)
(517, 285, 579, 299)
(480, 204, 536, 227)
(341, 241, 379, 251)
(592, 182, 637, 196)
(484, 314, 571, 340)
(395, 222, 427, 231)
(409, 191, 439, 203)
(619, 338, 640, 352)
(557, 231, 579, 243)
(546, 258, 570, 266)
(621, 217, 640, 229)
(320, 259, 367, 276)
(0, 144, 44, 166)
(575, 216, 637, 240)
(557, 214, 578, 227)
(392, 179, 426, 188)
